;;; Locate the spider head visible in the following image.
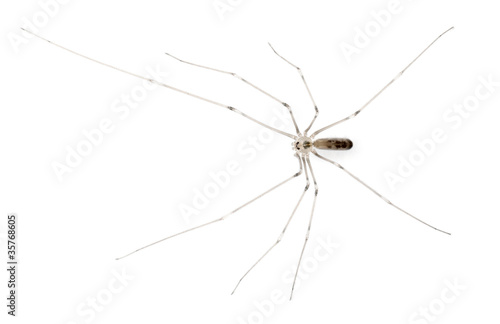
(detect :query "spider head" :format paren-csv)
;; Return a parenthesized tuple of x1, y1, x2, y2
(292, 136, 313, 155)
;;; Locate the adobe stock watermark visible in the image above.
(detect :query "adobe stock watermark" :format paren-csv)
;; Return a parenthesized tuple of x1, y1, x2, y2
(178, 106, 292, 225)
(385, 74, 499, 191)
(408, 277, 466, 324)
(339, 0, 412, 63)
(64, 267, 134, 324)
(212, 0, 245, 21)
(51, 64, 169, 182)
(236, 235, 340, 324)
(8, 0, 73, 53)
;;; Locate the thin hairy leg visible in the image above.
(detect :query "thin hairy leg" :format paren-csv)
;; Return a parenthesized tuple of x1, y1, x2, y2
(116, 156, 304, 260)
(231, 156, 310, 294)
(313, 151, 450, 235)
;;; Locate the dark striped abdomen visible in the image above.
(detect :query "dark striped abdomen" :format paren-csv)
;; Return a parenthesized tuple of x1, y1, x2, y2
(313, 138, 353, 150)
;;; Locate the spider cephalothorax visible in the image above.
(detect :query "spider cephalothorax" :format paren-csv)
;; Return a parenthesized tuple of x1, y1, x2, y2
(292, 136, 314, 154)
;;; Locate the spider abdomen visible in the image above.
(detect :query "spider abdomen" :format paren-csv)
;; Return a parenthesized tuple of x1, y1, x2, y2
(313, 138, 353, 150)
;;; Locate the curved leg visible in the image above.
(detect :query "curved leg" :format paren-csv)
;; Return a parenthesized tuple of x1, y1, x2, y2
(231, 156, 310, 294)
(22, 28, 297, 140)
(290, 156, 318, 300)
(313, 151, 450, 235)
(311, 27, 454, 137)
(165, 52, 301, 135)
(268, 43, 319, 135)
(116, 156, 304, 260)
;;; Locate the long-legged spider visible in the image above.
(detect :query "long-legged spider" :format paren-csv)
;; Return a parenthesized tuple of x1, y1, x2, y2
(22, 26, 453, 299)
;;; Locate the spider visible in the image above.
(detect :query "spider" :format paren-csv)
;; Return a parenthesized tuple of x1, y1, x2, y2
(22, 26, 453, 300)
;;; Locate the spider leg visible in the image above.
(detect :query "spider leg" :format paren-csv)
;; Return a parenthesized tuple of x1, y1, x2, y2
(311, 27, 454, 138)
(313, 151, 450, 235)
(164, 52, 301, 135)
(290, 155, 318, 300)
(268, 43, 319, 135)
(231, 156, 310, 294)
(115, 155, 303, 260)
(22, 28, 297, 140)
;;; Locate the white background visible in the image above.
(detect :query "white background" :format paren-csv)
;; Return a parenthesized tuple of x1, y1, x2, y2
(1, 0, 500, 323)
